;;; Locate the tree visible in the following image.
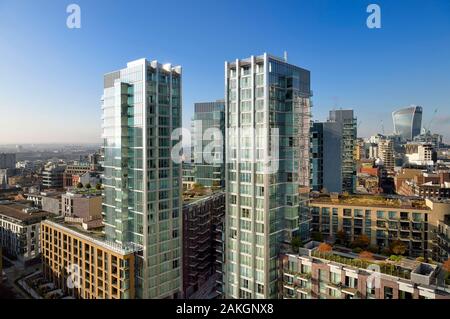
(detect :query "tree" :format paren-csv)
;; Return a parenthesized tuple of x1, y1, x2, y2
(336, 230, 347, 245)
(443, 259, 450, 273)
(351, 234, 370, 249)
(359, 251, 374, 261)
(291, 236, 302, 252)
(317, 243, 332, 253)
(76, 182, 83, 189)
(95, 183, 102, 190)
(390, 240, 407, 256)
(85, 183, 91, 189)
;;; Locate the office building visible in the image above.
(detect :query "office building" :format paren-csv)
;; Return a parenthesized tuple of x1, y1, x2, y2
(182, 192, 225, 298)
(192, 100, 225, 188)
(102, 58, 182, 298)
(42, 163, 66, 189)
(0, 201, 48, 265)
(392, 105, 423, 141)
(224, 53, 312, 298)
(281, 242, 450, 299)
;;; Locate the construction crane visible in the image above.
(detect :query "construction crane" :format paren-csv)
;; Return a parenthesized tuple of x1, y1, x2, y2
(423, 108, 438, 134)
(380, 120, 385, 135)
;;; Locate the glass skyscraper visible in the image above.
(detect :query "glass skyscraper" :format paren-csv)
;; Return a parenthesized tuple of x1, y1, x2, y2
(224, 53, 311, 298)
(310, 109, 357, 194)
(101, 58, 182, 298)
(392, 105, 423, 141)
(192, 100, 225, 188)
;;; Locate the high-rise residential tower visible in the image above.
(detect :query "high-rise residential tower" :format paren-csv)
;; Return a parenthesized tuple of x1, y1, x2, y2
(310, 121, 342, 193)
(192, 100, 225, 188)
(392, 105, 423, 141)
(310, 109, 357, 193)
(102, 58, 182, 298)
(224, 53, 311, 298)
(329, 109, 357, 193)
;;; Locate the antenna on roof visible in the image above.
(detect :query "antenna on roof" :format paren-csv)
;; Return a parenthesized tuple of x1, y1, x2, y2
(284, 51, 288, 62)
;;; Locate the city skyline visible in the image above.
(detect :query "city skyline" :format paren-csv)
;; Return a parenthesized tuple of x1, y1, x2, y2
(1, 0, 450, 144)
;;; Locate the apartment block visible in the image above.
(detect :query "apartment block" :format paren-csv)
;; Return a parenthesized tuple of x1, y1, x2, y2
(435, 216, 449, 262)
(281, 242, 450, 299)
(41, 219, 138, 299)
(0, 201, 48, 265)
(102, 58, 182, 298)
(309, 194, 450, 259)
(182, 192, 225, 298)
(224, 53, 312, 298)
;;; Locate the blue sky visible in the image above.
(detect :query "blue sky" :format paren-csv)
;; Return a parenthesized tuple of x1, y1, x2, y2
(0, 0, 449, 144)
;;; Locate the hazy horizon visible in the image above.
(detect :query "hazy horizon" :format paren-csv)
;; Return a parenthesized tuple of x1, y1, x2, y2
(1, 0, 449, 144)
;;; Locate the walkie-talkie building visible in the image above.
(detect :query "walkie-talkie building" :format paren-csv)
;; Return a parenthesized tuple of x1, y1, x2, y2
(392, 105, 422, 141)
(102, 58, 182, 299)
(224, 53, 311, 298)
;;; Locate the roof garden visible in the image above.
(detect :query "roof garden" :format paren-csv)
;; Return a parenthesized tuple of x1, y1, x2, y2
(310, 193, 428, 210)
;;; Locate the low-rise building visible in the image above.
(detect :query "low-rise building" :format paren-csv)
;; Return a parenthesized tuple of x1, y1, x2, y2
(25, 190, 63, 215)
(63, 163, 91, 188)
(41, 218, 140, 299)
(281, 242, 450, 299)
(42, 163, 66, 189)
(0, 201, 48, 265)
(309, 194, 450, 259)
(61, 189, 102, 221)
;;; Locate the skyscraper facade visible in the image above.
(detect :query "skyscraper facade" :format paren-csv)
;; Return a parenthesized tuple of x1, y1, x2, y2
(224, 53, 311, 298)
(310, 121, 342, 193)
(310, 109, 357, 193)
(102, 58, 182, 298)
(192, 100, 225, 188)
(329, 109, 357, 193)
(392, 105, 423, 141)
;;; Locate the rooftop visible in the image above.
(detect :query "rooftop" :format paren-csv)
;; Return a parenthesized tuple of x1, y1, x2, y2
(183, 190, 224, 207)
(44, 217, 140, 255)
(310, 193, 428, 210)
(0, 201, 49, 223)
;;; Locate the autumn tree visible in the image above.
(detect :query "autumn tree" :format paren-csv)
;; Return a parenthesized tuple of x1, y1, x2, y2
(336, 230, 347, 245)
(317, 243, 332, 253)
(390, 240, 407, 256)
(359, 251, 374, 261)
(443, 259, 450, 273)
(351, 234, 370, 249)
